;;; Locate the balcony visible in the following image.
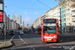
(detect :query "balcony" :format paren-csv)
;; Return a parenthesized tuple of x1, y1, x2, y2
(71, 11, 75, 16)
(72, 15, 75, 17)
(72, 17, 75, 22)
(72, 10, 75, 12)
(71, 0, 75, 2)
(71, 8, 75, 10)
(71, 2, 75, 7)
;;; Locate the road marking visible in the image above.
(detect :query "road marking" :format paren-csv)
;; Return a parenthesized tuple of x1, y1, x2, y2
(69, 46, 75, 50)
(10, 35, 15, 41)
(11, 49, 14, 50)
(31, 47, 35, 50)
(59, 39, 63, 42)
(19, 35, 28, 45)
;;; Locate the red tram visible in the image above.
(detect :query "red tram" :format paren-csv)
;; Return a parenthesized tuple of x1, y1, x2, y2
(41, 18, 60, 42)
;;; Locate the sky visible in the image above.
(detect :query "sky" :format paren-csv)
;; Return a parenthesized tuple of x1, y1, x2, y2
(4, 0, 59, 27)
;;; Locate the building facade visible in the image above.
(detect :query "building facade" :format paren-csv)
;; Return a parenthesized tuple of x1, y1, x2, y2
(32, 0, 75, 33)
(12, 14, 21, 25)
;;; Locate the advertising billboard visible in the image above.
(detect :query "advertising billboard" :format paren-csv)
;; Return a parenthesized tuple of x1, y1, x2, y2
(0, 12, 3, 22)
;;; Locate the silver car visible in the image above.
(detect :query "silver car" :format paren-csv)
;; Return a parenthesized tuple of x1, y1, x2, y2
(19, 31, 24, 35)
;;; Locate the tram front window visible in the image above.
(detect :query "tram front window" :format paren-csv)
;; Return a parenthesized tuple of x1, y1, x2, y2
(43, 19, 56, 33)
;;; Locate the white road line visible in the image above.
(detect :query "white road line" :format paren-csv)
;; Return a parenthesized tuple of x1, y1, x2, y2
(19, 35, 28, 45)
(10, 35, 15, 41)
(69, 46, 75, 50)
(31, 47, 35, 50)
(59, 39, 63, 42)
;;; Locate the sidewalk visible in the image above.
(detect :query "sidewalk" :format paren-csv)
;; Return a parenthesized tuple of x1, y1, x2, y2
(0, 34, 12, 49)
(60, 32, 75, 37)
(0, 40, 12, 49)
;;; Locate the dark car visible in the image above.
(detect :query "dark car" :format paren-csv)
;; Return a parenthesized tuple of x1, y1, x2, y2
(9, 31, 14, 35)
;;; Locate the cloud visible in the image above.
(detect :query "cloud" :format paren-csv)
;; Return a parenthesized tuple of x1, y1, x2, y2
(34, 12, 39, 15)
(24, 12, 27, 15)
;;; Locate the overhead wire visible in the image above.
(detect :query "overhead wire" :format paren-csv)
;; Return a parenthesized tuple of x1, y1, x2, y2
(9, 0, 48, 12)
(37, 0, 51, 9)
(19, 7, 48, 10)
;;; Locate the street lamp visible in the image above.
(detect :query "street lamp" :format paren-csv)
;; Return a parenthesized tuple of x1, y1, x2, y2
(8, 15, 10, 33)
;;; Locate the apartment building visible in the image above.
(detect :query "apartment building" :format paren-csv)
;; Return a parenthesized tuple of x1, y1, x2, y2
(33, 0, 75, 33)
(46, 6, 60, 27)
(70, 0, 75, 26)
(12, 14, 21, 25)
(12, 20, 16, 30)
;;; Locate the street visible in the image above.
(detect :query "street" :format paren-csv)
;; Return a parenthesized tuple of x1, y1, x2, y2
(0, 0, 75, 50)
(0, 32, 75, 50)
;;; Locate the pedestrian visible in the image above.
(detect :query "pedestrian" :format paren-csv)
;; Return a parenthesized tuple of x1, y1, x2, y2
(2, 29, 4, 36)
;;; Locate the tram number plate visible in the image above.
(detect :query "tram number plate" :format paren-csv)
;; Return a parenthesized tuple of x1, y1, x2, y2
(47, 39, 52, 41)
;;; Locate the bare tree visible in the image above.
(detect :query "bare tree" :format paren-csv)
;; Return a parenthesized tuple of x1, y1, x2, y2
(55, 0, 68, 7)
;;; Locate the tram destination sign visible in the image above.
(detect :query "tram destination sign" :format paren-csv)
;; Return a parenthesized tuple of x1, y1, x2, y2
(44, 19, 56, 23)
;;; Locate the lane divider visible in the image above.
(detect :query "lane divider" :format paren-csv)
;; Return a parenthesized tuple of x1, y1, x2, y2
(10, 35, 15, 41)
(59, 39, 63, 42)
(31, 47, 35, 50)
(70, 46, 75, 50)
(18, 35, 35, 50)
(19, 35, 28, 45)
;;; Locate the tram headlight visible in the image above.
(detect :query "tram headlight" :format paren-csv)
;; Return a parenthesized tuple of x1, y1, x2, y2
(53, 36, 56, 38)
(43, 36, 46, 38)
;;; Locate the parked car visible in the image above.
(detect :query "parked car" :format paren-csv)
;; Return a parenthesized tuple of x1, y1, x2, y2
(19, 31, 24, 35)
(9, 31, 14, 35)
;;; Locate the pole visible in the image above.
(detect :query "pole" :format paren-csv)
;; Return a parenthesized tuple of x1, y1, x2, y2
(70, 0, 72, 33)
(4, 21, 6, 45)
(22, 21, 24, 30)
(4, 13, 6, 45)
(8, 15, 10, 33)
(60, 8, 62, 34)
(3, 0, 6, 45)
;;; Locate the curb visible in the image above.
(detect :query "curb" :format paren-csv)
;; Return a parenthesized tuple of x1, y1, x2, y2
(0, 40, 13, 49)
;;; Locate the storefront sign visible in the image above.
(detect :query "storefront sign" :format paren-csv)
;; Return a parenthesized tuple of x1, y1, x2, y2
(0, 12, 3, 22)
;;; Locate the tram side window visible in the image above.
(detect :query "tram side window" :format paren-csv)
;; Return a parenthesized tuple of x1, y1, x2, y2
(39, 28, 41, 31)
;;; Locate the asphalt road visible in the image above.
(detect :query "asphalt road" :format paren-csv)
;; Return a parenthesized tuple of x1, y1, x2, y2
(1, 32, 75, 50)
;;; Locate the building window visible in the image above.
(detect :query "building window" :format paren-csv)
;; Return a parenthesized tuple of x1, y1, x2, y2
(64, 10, 65, 12)
(64, 18, 66, 20)
(66, 9, 67, 11)
(67, 18, 68, 20)
(64, 14, 65, 16)
(68, 4, 69, 6)
(68, 8, 70, 10)
(64, 23, 66, 26)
